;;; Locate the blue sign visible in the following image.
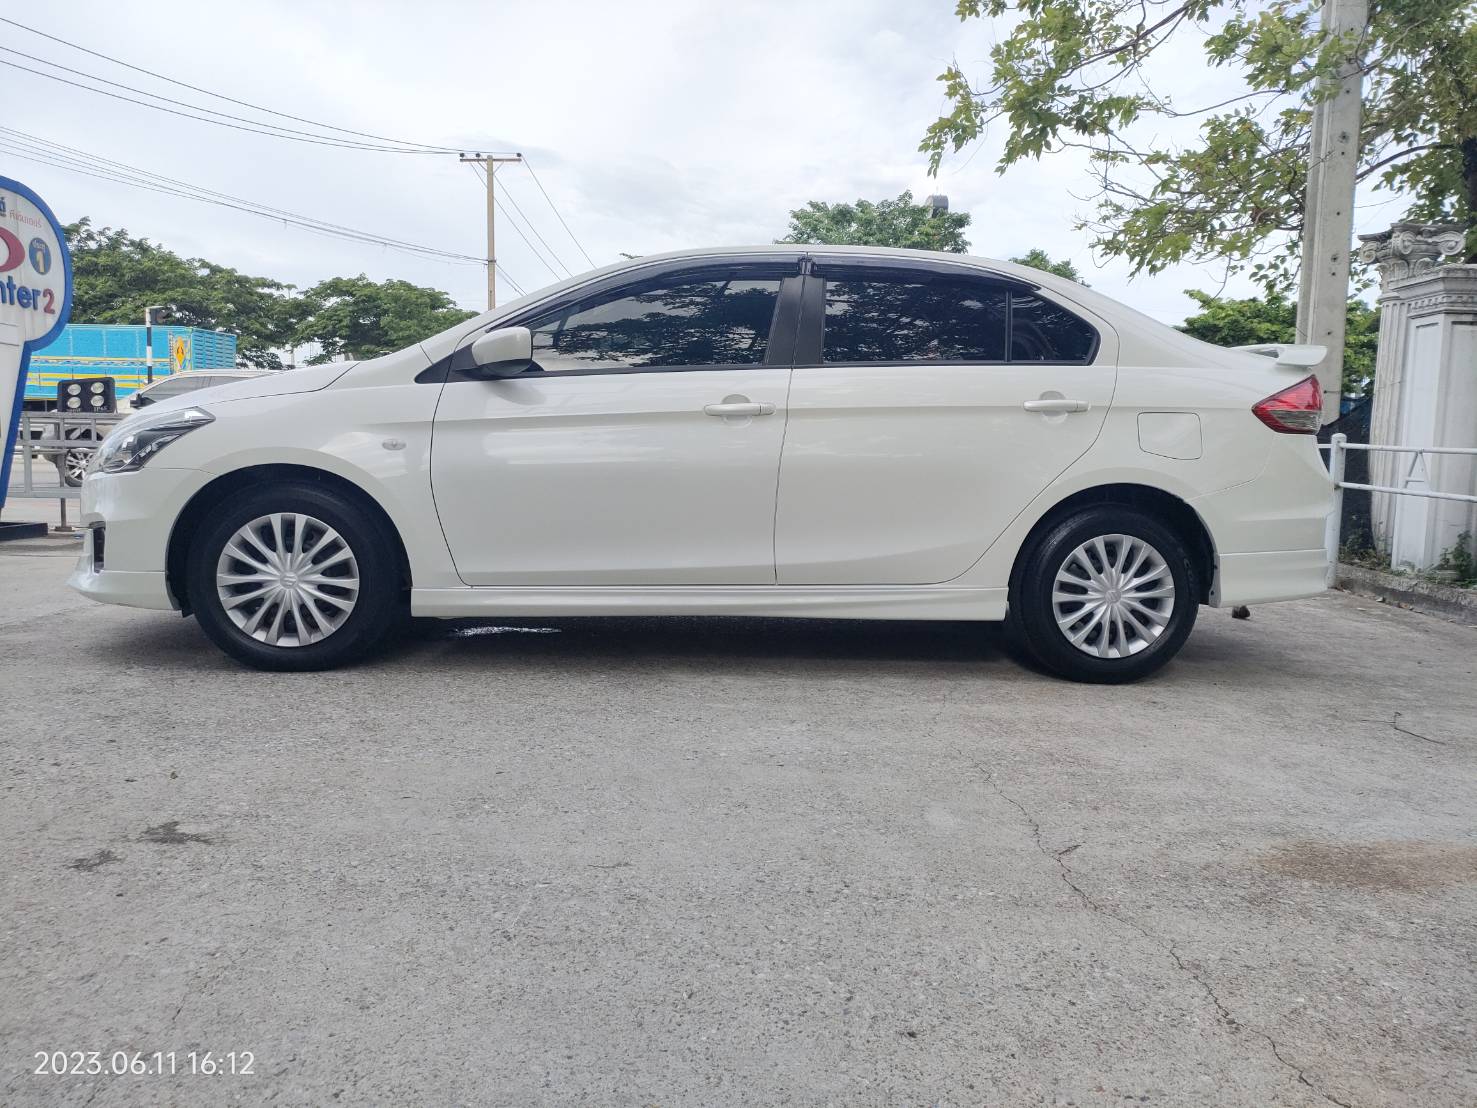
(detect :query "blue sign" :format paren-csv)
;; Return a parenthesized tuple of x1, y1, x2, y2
(28, 237, 51, 276)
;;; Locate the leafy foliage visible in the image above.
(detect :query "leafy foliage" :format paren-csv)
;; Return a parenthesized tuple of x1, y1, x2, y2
(777, 191, 972, 252)
(65, 218, 295, 368)
(1436, 532, 1476, 586)
(62, 219, 474, 367)
(291, 276, 475, 364)
(1010, 248, 1085, 282)
(1178, 289, 1379, 394)
(922, 1, 1477, 291)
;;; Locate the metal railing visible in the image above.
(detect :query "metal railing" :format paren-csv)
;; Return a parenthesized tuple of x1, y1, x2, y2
(6, 411, 124, 530)
(1321, 432, 1477, 584)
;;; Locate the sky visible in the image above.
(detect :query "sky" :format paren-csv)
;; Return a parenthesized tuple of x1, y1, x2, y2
(0, 0, 1410, 326)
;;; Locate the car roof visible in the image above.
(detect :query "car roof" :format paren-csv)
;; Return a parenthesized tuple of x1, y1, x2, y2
(407, 244, 1262, 372)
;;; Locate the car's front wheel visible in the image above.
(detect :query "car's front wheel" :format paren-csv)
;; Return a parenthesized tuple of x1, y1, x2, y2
(1008, 506, 1198, 684)
(56, 427, 100, 487)
(187, 483, 402, 671)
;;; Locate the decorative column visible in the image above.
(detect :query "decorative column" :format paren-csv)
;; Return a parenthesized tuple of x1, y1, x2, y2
(1355, 222, 1468, 560)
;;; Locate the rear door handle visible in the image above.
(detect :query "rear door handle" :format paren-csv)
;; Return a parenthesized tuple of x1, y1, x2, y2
(1023, 398, 1089, 413)
(704, 401, 775, 417)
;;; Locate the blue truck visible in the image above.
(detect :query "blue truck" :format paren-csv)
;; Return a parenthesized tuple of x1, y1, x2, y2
(24, 324, 239, 410)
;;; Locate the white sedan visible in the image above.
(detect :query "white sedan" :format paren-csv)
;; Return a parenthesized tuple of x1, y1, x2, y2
(70, 247, 1332, 682)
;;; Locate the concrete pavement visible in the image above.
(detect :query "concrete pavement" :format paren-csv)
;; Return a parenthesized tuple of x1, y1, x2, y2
(1, 535, 1474, 1106)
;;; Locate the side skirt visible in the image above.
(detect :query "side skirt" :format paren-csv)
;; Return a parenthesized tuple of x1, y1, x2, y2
(410, 585, 1008, 622)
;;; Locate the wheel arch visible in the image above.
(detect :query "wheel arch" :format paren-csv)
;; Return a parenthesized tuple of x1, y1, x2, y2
(165, 463, 411, 616)
(1008, 483, 1216, 605)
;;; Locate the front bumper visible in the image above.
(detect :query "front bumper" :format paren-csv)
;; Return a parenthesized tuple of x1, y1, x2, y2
(66, 466, 210, 612)
(68, 555, 176, 610)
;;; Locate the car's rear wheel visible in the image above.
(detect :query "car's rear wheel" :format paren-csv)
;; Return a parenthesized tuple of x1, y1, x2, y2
(1008, 506, 1198, 684)
(187, 483, 402, 671)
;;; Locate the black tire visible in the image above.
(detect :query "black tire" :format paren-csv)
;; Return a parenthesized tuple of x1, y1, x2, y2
(1007, 506, 1198, 684)
(186, 482, 403, 671)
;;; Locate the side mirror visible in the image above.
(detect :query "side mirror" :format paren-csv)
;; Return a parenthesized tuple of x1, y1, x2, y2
(467, 326, 534, 379)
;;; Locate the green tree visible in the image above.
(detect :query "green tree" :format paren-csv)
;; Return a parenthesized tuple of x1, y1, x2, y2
(64, 218, 296, 367)
(1010, 248, 1085, 282)
(777, 191, 972, 252)
(1179, 290, 1379, 395)
(291, 275, 475, 364)
(921, 1, 1477, 291)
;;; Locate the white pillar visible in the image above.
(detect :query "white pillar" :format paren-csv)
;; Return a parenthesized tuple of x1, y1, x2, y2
(1356, 223, 1468, 559)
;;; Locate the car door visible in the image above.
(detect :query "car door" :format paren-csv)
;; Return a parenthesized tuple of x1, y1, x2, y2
(774, 261, 1117, 585)
(431, 261, 800, 586)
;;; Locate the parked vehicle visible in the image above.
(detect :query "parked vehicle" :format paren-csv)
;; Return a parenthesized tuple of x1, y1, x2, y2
(130, 370, 268, 410)
(68, 247, 1332, 681)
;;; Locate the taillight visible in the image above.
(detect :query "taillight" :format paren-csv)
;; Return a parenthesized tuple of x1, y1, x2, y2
(1252, 375, 1322, 434)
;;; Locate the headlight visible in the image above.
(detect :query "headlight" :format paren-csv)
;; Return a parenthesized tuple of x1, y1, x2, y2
(88, 407, 215, 475)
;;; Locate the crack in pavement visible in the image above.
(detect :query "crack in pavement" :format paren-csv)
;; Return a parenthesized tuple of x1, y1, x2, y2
(1354, 712, 1448, 746)
(963, 754, 1356, 1108)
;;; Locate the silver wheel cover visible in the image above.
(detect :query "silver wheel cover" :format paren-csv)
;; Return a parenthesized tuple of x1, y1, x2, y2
(215, 513, 360, 647)
(1053, 534, 1176, 659)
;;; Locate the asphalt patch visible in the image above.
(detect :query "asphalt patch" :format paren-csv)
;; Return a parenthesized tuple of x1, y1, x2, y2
(1261, 840, 1477, 892)
(139, 821, 212, 846)
(67, 849, 121, 872)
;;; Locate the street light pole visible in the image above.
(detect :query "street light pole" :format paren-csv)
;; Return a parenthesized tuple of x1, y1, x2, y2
(1295, 0, 1369, 425)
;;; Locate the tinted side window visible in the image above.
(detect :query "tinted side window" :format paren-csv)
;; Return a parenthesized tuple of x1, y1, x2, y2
(821, 275, 1008, 363)
(1010, 294, 1097, 362)
(527, 273, 783, 372)
(145, 377, 198, 399)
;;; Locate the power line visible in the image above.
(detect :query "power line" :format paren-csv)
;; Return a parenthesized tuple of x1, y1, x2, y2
(495, 195, 567, 280)
(0, 56, 481, 155)
(522, 156, 596, 269)
(0, 129, 480, 262)
(0, 140, 474, 264)
(1, 17, 589, 288)
(0, 128, 527, 295)
(0, 57, 450, 154)
(499, 181, 575, 278)
(0, 43, 458, 154)
(469, 162, 570, 281)
(0, 15, 468, 154)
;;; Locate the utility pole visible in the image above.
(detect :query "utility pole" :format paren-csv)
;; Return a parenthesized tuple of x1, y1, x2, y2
(1295, 0, 1368, 425)
(143, 304, 166, 383)
(459, 151, 523, 310)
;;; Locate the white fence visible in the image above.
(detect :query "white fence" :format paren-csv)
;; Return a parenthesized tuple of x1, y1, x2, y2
(1321, 433, 1477, 584)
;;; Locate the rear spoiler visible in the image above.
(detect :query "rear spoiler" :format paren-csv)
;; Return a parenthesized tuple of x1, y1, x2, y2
(1232, 343, 1326, 369)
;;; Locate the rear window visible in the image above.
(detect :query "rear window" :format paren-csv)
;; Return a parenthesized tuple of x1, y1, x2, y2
(817, 269, 1098, 365)
(821, 274, 1008, 363)
(1009, 294, 1098, 363)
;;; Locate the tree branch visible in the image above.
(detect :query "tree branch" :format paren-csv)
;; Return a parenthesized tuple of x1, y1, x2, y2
(1356, 142, 1456, 181)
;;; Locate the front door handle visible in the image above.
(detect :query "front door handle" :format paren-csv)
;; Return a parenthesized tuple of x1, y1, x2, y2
(1022, 398, 1089, 413)
(704, 401, 775, 417)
